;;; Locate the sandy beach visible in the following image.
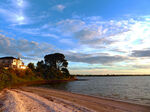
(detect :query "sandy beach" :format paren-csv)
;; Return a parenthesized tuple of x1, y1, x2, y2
(0, 89, 93, 112)
(0, 87, 150, 112)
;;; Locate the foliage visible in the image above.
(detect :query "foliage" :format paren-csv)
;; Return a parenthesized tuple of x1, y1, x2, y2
(44, 53, 68, 70)
(36, 53, 71, 79)
(0, 53, 74, 91)
(27, 63, 35, 72)
(40, 53, 70, 79)
(0, 68, 40, 90)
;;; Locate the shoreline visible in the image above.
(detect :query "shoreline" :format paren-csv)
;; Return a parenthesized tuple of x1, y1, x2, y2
(2, 78, 77, 90)
(1, 89, 93, 112)
(18, 87, 150, 112)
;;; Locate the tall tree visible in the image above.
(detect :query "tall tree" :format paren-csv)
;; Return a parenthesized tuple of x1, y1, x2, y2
(44, 53, 68, 70)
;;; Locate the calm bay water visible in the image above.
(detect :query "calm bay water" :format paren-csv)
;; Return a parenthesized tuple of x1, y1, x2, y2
(40, 76, 150, 106)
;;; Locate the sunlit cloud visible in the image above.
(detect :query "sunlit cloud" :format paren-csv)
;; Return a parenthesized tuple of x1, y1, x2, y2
(56, 16, 150, 56)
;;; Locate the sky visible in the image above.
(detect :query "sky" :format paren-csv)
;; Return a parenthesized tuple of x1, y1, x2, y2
(0, 0, 150, 74)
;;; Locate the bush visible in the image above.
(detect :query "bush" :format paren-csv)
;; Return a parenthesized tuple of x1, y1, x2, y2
(0, 68, 40, 90)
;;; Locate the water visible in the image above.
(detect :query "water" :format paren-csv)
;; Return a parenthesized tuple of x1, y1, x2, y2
(39, 76, 150, 106)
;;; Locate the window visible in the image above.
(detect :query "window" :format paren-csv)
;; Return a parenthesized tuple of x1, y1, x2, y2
(13, 65, 17, 68)
(5, 65, 9, 67)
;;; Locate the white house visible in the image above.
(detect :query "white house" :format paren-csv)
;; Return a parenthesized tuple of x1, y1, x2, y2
(0, 57, 26, 69)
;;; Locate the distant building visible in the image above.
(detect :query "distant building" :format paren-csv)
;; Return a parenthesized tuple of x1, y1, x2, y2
(0, 57, 26, 69)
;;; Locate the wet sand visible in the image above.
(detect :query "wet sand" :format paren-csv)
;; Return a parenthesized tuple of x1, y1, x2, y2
(19, 87, 150, 112)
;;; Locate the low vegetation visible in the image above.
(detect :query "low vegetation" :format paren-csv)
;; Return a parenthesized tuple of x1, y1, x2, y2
(0, 53, 75, 90)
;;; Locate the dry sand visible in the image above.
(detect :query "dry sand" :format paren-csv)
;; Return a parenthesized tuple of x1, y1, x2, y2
(0, 87, 150, 112)
(0, 89, 93, 112)
(19, 87, 150, 112)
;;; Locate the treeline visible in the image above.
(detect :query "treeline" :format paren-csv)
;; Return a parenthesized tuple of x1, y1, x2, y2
(28, 53, 72, 79)
(0, 53, 75, 90)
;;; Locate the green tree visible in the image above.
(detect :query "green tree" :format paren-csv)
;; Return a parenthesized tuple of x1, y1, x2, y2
(44, 53, 68, 70)
(35, 53, 70, 79)
(61, 68, 70, 77)
(27, 63, 35, 72)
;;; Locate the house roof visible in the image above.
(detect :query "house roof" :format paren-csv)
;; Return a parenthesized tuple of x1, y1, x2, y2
(0, 57, 17, 60)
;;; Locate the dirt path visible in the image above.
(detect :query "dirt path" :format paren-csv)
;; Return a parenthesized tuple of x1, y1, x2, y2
(1, 89, 94, 112)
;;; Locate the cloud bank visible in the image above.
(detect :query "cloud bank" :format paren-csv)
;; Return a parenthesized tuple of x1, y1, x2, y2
(0, 34, 54, 59)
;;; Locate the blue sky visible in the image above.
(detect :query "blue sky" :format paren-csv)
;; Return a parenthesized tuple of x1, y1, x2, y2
(1, 0, 150, 74)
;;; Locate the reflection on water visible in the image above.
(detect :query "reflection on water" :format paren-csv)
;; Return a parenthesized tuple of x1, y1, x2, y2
(39, 76, 150, 106)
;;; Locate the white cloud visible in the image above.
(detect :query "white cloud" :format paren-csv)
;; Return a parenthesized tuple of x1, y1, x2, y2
(0, 0, 28, 25)
(41, 33, 59, 39)
(56, 17, 131, 50)
(133, 64, 150, 69)
(66, 53, 128, 64)
(17, 0, 24, 7)
(56, 16, 150, 57)
(59, 39, 75, 45)
(52, 4, 65, 12)
(12, 27, 60, 39)
(109, 18, 150, 55)
(74, 28, 100, 40)
(51, 16, 150, 70)
(57, 19, 85, 33)
(0, 34, 55, 59)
